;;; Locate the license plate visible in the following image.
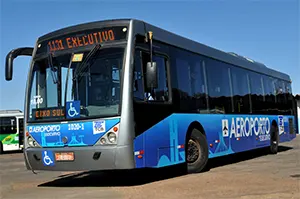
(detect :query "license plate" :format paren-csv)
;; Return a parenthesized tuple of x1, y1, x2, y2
(55, 152, 74, 161)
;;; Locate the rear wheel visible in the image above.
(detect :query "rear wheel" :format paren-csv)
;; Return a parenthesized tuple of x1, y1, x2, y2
(269, 125, 279, 154)
(186, 129, 208, 173)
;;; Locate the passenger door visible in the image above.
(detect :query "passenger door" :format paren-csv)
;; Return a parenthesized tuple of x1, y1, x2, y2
(133, 49, 173, 136)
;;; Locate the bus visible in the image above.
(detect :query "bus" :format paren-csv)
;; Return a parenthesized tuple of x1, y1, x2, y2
(4, 19, 297, 173)
(0, 110, 24, 154)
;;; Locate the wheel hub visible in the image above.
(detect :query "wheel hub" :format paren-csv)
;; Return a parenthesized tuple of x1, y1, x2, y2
(187, 138, 200, 164)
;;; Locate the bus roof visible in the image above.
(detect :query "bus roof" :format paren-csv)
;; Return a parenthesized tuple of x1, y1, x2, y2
(36, 18, 291, 82)
(37, 19, 131, 42)
(0, 110, 23, 117)
(135, 19, 291, 82)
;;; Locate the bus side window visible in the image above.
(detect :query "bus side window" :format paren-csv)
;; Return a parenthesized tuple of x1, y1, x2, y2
(133, 50, 169, 102)
(262, 75, 277, 113)
(249, 71, 265, 114)
(231, 67, 251, 114)
(274, 79, 287, 114)
(149, 55, 169, 102)
(285, 82, 294, 115)
(205, 58, 232, 113)
(138, 51, 168, 102)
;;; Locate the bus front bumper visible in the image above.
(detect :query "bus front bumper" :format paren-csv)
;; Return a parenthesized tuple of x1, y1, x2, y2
(24, 145, 135, 171)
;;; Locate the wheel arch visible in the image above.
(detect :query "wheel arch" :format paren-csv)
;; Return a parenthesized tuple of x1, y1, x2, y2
(271, 119, 279, 140)
(185, 121, 206, 146)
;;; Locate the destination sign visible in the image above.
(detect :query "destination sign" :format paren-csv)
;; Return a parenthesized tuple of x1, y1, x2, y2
(36, 26, 128, 55)
(32, 107, 65, 120)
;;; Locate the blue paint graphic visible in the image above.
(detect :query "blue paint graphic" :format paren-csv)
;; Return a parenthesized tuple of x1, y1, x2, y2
(68, 134, 87, 146)
(209, 130, 234, 157)
(157, 118, 184, 167)
(42, 150, 55, 166)
(66, 100, 80, 119)
(134, 114, 296, 169)
(27, 118, 120, 147)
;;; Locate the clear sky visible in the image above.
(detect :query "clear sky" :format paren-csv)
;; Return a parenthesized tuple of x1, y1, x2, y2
(0, 0, 299, 111)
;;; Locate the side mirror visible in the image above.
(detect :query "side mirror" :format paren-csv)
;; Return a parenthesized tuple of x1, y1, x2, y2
(5, 47, 34, 81)
(146, 62, 158, 89)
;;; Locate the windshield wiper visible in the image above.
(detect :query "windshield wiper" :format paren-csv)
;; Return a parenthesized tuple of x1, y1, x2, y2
(47, 52, 58, 84)
(64, 53, 75, 110)
(70, 44, 101, 115)
(73, 43, 101, 81)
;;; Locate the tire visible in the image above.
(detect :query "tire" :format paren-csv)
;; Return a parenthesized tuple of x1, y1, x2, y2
(0, 142, 3, 154)
(186, 128, 208, 173)
(269, 125, 279, 154)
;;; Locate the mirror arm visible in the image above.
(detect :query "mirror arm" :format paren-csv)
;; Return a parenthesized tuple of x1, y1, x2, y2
(148, 31, 153, 66)
(5, 47, 34, 81)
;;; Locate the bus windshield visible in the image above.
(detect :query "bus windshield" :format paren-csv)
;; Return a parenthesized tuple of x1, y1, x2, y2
(28, 47, 124, 122)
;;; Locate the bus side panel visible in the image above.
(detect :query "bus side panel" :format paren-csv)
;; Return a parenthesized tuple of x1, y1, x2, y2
(133, 114, 296, 169)
(134, 115, 186, 168)
(134, 133, 145, 168)
(134, 114, 224, 168)
(1, 134, 20, 151)
(278, 115, 297, 143)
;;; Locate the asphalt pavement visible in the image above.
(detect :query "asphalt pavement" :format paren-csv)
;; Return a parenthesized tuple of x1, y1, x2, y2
(1, 135, 299, 199)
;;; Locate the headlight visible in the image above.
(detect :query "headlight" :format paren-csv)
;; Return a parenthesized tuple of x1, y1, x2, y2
(100, 138, 106, 144)
(107, 132, 117, 143)
(95, 123, 119, 145)
(32, 140, 38, 147)
(26, 136, 40, 148)
(27, 137, 34, 147)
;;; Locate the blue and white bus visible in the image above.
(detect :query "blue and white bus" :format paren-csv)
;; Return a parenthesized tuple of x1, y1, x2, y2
(5, 19, 297, 173)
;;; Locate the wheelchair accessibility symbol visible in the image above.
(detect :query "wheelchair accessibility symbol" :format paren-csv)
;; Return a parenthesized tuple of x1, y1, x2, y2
(42, 150, 55, 166)
(68, 102, 79, 117)
(66, 100, 80, 119)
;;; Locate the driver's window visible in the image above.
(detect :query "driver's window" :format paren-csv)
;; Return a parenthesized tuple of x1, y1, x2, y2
(133, 50, 169, 102)
(133, 50, 145, 101)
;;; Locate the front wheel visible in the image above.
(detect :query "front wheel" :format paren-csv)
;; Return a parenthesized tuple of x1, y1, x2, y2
(186, 129, 208, 173)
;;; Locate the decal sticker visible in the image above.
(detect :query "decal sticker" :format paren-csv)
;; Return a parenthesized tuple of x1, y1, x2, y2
(278, 115, 284, 135)
(30, 95, 43, 105)
(27, 118, 120, 147)
(66, 100, 80, 119)
(134, 114, 296, 169)
(72, 53, 84, 62)
(93, 120, 106, 134)
(42, 150, 55, 166)
(222, 119, 229, 137)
